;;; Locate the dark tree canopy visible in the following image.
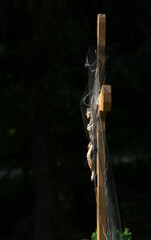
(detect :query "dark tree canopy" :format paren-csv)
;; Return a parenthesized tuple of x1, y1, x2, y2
(0, 1, 151, 240)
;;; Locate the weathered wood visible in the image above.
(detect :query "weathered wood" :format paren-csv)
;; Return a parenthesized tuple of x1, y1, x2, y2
(97, 14, 106, 240)
(99, 85, 112, 112)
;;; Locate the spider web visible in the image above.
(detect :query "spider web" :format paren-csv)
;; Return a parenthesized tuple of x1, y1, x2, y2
(80, 46, 123, 240)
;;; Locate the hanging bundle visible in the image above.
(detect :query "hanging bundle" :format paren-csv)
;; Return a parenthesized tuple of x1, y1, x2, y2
(86, 107, 95, 181)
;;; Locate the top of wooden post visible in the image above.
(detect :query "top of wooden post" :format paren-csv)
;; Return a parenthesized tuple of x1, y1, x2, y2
(97, 14, 111, 112)
(97, 14, 106, 87)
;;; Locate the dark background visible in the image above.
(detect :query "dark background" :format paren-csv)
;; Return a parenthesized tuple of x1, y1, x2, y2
(0, 1, 151, 240)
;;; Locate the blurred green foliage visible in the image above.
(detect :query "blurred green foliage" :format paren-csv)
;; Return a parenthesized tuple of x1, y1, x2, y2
(82, 228, 132, 240)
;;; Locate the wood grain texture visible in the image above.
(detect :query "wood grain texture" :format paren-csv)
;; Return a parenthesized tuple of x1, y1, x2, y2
(99, 85, 112, 112)
(97, 14, 106, 240)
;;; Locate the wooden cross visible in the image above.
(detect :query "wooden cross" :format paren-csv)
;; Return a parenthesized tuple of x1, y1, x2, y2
(96, 14, 112, 240)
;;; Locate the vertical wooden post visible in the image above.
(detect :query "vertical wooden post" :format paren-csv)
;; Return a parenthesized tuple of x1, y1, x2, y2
(97, 14, 106, 240)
